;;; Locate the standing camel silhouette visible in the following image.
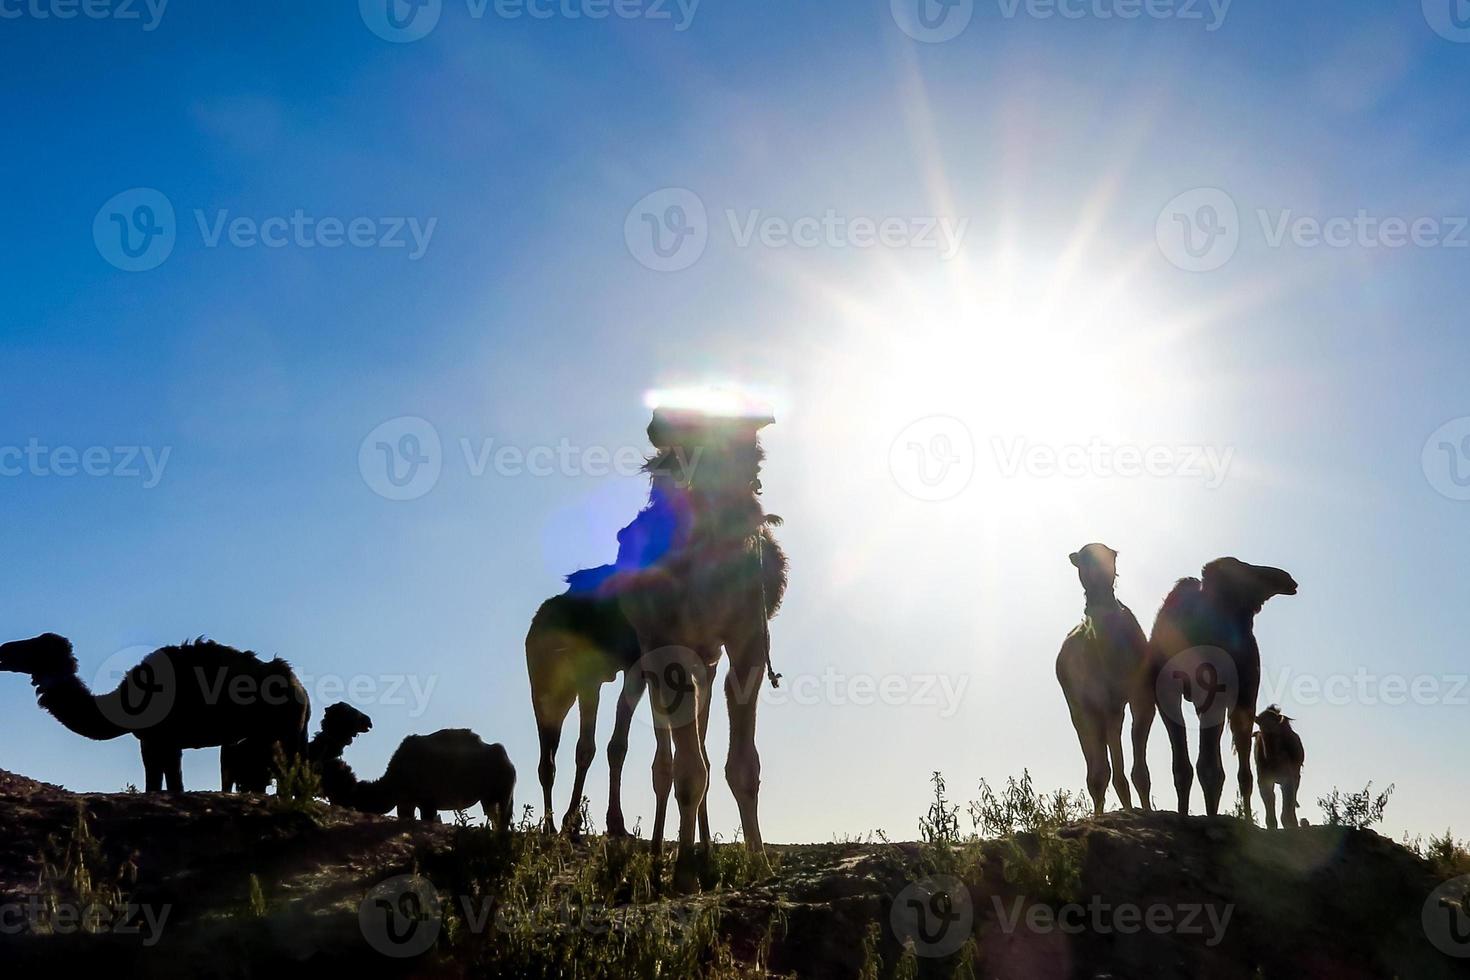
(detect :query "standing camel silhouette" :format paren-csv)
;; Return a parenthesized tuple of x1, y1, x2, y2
(1149, 558, 1297, 816)
(526, 576, 643, 835)
(527, 403, 787, 888)
(1055, 544, 1154, 815)
(614, 405, 787, 891)
(0, 634, 309, 792)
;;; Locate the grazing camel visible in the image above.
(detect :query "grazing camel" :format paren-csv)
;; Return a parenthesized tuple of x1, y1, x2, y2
(1149, 558, 1298, 816)
(608, 405, 788, 892)
(1253, 705, 1304, 830)
(1055, 544, 1154, 815)
(316, 718, 516, 830)
(0, 634, 310, 793)
(222, 699, 375, 794)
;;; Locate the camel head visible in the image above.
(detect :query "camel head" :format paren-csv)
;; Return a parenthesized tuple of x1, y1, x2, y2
(1255, 704, 1294, 734)
(645, 407, 774, 499)
(1069, 543, 1119, 595)
(0, 634, 78, 679)
(1201, 557, 1298, 613)
(321, 702, 374, 741)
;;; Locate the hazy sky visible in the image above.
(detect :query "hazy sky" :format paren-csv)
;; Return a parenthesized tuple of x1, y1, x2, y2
(2, 0, 1468, 844)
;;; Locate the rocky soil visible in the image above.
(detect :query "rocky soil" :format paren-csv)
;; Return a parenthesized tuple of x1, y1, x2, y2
(1, 769, 1466, 978)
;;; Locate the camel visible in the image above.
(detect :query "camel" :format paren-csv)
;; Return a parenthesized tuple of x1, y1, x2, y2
(525, 575, 643, 836)
(1149, 558, 1298, 816)
(221, 700, 376, 796)
(306, 701, 375, 803)
(1253, 705, 1304, 830)
(314, 712, 516, 830)
(1055, 544, 1154, 815)
(593, 405, 788, 892)
(526, 407, 788, 862)
(0, 633, 309, 792)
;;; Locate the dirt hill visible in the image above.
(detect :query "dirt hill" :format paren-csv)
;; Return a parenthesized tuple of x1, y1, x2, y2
(0, 769, 1466, 978)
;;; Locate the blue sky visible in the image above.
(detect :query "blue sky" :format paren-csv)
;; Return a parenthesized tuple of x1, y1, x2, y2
(2, 0, 1469, 843)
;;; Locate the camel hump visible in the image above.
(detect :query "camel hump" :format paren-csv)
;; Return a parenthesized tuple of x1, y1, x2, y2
(1160, 577, 1203, 614)
(410, 729, 490, 753)
(565, 564, 619, 595)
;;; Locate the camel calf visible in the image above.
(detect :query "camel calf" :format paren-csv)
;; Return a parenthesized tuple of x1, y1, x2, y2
(1253, 705, 1304, 830)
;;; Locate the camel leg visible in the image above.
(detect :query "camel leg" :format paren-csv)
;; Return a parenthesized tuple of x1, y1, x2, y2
(1258, 777, 1279, 830)
(1197, 721, 1226, 816)
(1128, 687, 1155, 811)
(1229, 705, 1256, 819)
(1067, 703, 1110, 816)
(607, 668, 646, 837)
(650, 719, 674, 861)
(697, 654, 718, 851)
(421, 806, 441, 824)
(724, 632, 768, 866)
(485, 789, 513, 833)
(529, 637, 573, 834)
(141, 742, 165, 793)
(561, 684, 601, 836)
(1158, 685, 1194, 814)
(142, 743, 184, 793)
(397, 801, 416, 823)
(1105, 707, 1132, 810)
(1282, 776, 1299, 829)
(669, 717, 707, 892)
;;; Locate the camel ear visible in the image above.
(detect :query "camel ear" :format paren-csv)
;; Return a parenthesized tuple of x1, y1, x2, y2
(1069, 552, 1081, 567)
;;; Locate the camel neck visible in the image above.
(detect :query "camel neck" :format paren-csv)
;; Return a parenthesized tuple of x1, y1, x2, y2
(1082, 587, 1120, 615)
(32, 672, 128, 741)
